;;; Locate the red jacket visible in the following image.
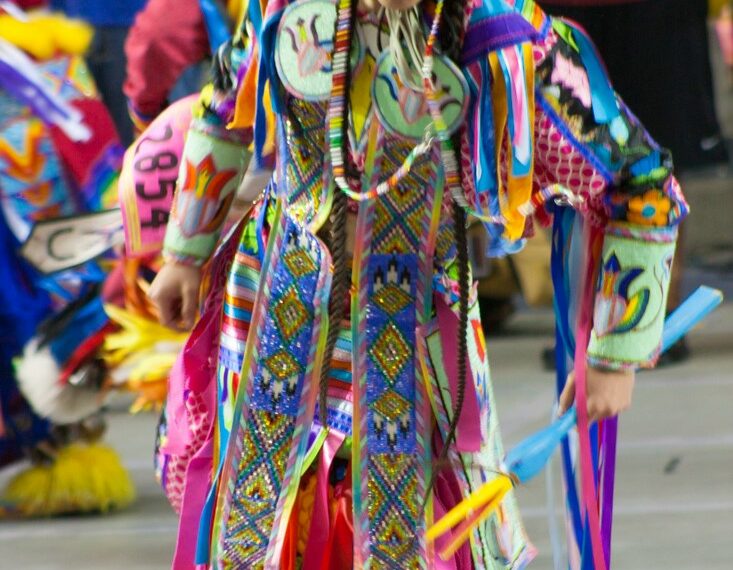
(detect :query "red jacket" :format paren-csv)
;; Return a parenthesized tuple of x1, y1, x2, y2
(123, 0, 209, 121)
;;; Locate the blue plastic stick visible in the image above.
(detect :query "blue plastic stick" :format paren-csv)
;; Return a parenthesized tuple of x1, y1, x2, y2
(504, 285, 723, 484)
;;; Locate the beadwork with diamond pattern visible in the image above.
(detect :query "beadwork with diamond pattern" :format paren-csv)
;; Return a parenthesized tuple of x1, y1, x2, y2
(218, 220, 324, 568)
(284, 98, 329, 225)
(373, 136, 433, 254)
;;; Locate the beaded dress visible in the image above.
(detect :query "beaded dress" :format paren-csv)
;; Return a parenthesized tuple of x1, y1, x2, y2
(159, 0, 688, 568)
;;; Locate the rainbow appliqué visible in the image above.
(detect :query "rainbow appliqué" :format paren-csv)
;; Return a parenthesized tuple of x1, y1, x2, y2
(593, 252, 650, 337)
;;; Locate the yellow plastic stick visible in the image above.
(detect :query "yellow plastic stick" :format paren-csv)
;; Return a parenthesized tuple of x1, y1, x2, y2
(438, 483, 511, 559)
(426, 475, 512, 541)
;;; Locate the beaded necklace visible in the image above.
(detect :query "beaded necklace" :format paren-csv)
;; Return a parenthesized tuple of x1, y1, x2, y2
(326, 0, 574, 225)
(327, 0, 485, 209)
(328, 0, 437, 202)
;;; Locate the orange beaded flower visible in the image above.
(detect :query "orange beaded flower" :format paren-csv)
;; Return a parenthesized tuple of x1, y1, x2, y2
(627, 189, 672, 226)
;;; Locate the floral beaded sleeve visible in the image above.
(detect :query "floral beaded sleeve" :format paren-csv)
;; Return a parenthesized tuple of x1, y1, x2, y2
(162, 20, 264, 267)
(532, 18, 689, 370)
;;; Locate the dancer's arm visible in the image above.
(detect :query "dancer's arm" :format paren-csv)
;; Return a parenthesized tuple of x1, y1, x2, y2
(149, 21, 267, 329)
(532, 18, 688, 419)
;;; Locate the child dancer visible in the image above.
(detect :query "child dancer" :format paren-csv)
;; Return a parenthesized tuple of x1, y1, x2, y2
(148, 0, 687, 567)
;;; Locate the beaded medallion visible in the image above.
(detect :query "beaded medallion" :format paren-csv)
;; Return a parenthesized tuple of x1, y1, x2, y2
(276, 0, 363, 101)
(372, 51, 469, 141)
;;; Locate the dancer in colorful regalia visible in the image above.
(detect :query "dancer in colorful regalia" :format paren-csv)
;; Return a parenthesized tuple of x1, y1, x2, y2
(143, 0, 688, 567)
(0, 4, 134, 517)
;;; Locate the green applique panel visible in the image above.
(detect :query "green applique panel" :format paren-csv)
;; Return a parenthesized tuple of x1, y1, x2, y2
(373, 51, 468, 140)
(587, 225, 677, 369)
(163, 125, 248, 264)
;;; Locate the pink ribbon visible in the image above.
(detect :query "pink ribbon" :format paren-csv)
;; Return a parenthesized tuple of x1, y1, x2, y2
(435, 297, 482, 453)
(301, 430, 346, 570)
(573, 226, 607, 570)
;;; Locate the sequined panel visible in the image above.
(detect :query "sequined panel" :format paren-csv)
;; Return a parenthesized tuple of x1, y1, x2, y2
(219, 219, 326, 568)
(369, 322, 411, 385)
(250, 225, 321, 415)
(284, 98, 328, 225)
(366, 255, 416, 454)
(360, 252, 422, 567)
(368, 455, 421, 569)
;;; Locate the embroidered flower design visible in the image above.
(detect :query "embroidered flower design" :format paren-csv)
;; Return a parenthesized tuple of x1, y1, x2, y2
(627, 189, 671, 226)
(594, 253, 649, 337)
(284, 15, 332, 78)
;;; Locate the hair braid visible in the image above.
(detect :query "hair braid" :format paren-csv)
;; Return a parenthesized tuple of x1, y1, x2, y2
(319, 0, 358, 426)
(434, 0, 470, 473)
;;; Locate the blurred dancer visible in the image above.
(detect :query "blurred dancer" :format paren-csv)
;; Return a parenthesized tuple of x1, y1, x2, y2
(0, 5, 133, 517)
(124, 0, 243, 132)
(51, 0, 147, 144)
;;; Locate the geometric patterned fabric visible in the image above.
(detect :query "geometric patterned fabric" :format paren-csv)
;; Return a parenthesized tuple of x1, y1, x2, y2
(359, 129, 436, 567)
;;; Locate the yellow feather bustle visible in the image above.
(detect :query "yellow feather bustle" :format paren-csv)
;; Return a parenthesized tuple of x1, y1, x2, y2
(1, 444, 135, 518)
(0, 12, 94, 60)
(102, 304, 188, 413)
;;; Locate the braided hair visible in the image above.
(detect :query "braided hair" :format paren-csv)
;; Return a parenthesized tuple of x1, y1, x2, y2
(435, 0, 471, 471)
(319, 0, 359, 426)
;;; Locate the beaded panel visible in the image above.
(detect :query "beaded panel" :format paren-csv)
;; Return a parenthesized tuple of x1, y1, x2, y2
(372, 135, 434, 254)
(368, 454, 422, 569)
(356, 128, 434, 565)
(250, 226, 322, 414)
(219, 410, 295, 568)
(366, 255, 417, 454)
(283, 98, 330, 226)
(218, 219, 327, 568)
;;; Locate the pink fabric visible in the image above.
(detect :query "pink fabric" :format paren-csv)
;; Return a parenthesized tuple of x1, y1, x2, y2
(301, 430, 346, 570)
(164, 221, 244, 567)
(123, 0, 209, 118)
(435, 297, 482, 453)
(533, 110, 608, 228)
(573, 225, 607, 570)
(172, 438, 214, 569)
(432, 432, 474, 570)
(119, 95, 197, 257)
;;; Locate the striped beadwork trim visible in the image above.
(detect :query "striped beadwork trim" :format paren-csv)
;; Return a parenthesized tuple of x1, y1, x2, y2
(604, 222, 678, 244)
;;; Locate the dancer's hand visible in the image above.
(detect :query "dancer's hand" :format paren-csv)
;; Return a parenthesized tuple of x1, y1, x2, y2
(558, 367, 635, 422)
(148, 261, 202, 330)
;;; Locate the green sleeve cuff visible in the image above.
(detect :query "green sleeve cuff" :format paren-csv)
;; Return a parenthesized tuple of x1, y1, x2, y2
(162, 121, 249, 264)
(587, 223, 677, 370)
